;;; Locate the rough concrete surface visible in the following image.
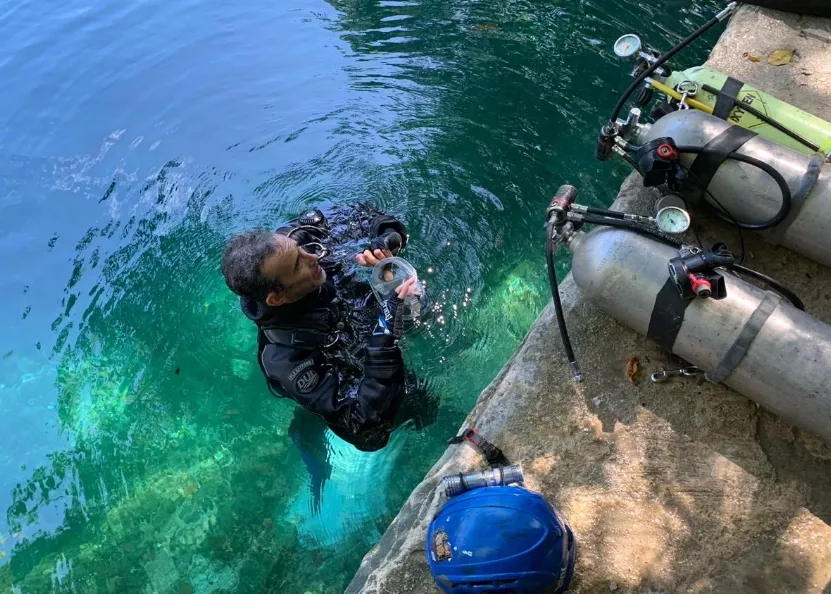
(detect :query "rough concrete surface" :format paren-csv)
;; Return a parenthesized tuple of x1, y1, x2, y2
(347, 6, 831, 594)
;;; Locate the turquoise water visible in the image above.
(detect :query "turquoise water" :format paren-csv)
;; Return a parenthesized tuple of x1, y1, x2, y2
(0, 0, 722, 591)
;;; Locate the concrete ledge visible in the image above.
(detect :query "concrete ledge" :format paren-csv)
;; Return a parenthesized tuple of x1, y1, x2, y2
(347, 6, 831, 594)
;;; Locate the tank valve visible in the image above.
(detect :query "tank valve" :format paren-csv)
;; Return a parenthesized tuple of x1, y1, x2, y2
(546, 184, 579, 225)
(689, 274, 712, 298)
(634, 137, 682, 187)
(595, 123, 618, 162)
(668, 244, 734, 300)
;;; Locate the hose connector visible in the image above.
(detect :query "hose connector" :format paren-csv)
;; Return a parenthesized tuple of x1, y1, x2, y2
(596, 122, 618, 161)
(546, 185, 579, 225)
(441, 465, 524, 498)
(569, 361, 584, 384)
(716, 2, 738, 21)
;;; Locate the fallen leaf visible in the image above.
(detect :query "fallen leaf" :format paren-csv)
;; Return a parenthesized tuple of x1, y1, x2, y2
(748, 55, 761, 63)
(180, 479, 200, 497)
(625, 357, 640, 384)
(767, 49, 795, 66)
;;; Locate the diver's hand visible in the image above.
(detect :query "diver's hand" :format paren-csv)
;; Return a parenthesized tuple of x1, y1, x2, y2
(371, 278, 416, 344)
(395, 277, 417, 301)
(356, 248, 393, 268)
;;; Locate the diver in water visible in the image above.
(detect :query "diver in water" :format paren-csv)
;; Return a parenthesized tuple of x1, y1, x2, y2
(222, 204, 435, 506)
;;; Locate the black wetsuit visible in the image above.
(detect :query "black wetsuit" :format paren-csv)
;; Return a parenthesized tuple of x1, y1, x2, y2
(240, 204, 429, 453)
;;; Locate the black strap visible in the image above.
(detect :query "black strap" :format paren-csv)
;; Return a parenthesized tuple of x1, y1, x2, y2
(765, 153, 825, 245)
(264, 328, 331, 347)
(712, 76, 744, 121)
(448, 428, 511, 467)
(706, 293, 780, 383)
(686, 126, 758, 205)
(704, 83, 821, 153)
(647, 278, 694, 352)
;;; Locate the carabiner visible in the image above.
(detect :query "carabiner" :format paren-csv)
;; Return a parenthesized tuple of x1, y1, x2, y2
(650, 366, 703, 383)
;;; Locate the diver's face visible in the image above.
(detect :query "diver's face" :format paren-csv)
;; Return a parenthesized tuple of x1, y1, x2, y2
(263, 235, 327, 306)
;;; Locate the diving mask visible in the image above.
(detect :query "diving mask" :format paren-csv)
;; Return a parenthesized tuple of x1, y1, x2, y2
(370, 257, 425, 321)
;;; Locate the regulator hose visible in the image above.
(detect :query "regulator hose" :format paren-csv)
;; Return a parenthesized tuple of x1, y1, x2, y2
(729, 263, 805, 311)
(546, 222, 583, 383)
(578, 215, 683, 247)
(677, 147, 793, 231)
(607, 4, 735, 125)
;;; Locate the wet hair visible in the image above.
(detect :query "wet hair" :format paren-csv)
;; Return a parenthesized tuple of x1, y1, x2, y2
(221, 229, 286, 300)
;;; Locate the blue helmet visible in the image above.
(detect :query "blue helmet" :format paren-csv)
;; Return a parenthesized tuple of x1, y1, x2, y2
(426, 485, 576, 594)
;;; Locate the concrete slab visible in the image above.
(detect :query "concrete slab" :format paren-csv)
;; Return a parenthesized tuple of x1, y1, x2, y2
(347, 6, 831, 594)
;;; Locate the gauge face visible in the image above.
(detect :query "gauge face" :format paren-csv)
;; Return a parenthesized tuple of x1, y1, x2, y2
(656, 206, 691, 234)
(613, 34, 642, 58)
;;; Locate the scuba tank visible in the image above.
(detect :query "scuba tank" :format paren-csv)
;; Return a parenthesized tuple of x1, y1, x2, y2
(567, 226, 831, 444)
(603, 3, 831, 159)
(633, 108, 831, 269)
(543, 185, 831, 445)
(660, 67, 831, 157)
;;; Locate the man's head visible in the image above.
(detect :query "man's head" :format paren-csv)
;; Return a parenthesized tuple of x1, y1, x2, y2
(221, 230, 326, 306)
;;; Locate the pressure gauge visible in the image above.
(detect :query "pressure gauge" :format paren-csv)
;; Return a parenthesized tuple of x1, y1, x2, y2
(655, 206, 691, 234)
(613, 34, 642, 58)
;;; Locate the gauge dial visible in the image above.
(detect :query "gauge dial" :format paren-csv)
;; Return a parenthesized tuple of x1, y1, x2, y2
(613, 34, 642, 58)
(655, 206, 691, 234)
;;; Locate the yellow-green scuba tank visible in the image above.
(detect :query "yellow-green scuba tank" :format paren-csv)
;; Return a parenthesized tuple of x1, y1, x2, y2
(607, 23, 831, 159)
(659, 66, 831, 156)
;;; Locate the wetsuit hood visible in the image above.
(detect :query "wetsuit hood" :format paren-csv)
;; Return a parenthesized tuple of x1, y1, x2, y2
(240, 279, 337, 329)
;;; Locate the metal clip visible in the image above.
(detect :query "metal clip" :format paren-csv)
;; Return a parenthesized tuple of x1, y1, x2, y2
(676, 80, 698, 97)
(650, 366, 703, 383)
(675, 81, 697, 111)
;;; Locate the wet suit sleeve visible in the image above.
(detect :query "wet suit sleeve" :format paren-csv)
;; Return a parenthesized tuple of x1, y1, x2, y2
(261, 340, 405, 444)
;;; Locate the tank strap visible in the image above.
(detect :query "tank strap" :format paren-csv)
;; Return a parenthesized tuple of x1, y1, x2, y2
(647, 277, 694, 352)
(765, 153, 825, 245)
(705, 292, 780, 384)
(685, 125, 758, 206)
(712, 76, 745, 121)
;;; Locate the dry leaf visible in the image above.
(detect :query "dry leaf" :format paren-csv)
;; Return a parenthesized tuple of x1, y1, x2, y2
(748, 55, 761, 63)
(768, 49, 795, 66)
(625, 357, 640, 384)
(180, 478, 200, 497)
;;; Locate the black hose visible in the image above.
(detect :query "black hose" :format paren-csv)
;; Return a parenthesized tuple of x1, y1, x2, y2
(585, 206, 627, 219)
(729, 264, 805, 311)
(546, 223, 583, 383)
(609, 12, 726, 124)
(701, 84, 821, 153)
(578, 215, 683, 247)
(676, 147, 793, 230)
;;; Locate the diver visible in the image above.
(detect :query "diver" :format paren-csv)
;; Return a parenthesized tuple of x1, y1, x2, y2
(221, 203, 435, 470)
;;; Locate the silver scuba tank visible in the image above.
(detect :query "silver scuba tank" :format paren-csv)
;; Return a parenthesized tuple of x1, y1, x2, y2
(568, 226, 831, 444)
(637, 109, 831, 268)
